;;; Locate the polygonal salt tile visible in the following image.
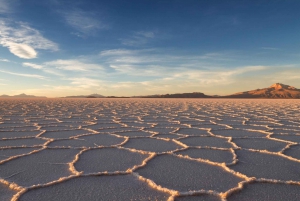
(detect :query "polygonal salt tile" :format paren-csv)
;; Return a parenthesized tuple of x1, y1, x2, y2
(211, 129, 267, 137)
(231, 125, 270, 131)
(175, 194, 221, 201)
(136, 154, 244, 192)
(175, 148, 234, 163)
(40, 126, 80, 131)
(98, 127, 140, 133)
(0, 126, 38, 132)
(179, 136, 233, 148)
(75, 148, 150, 173)
(41, 129, 92, 139)
(0, 138, 47, 148)
(154, 133, 185, 139)
(0, 131, 42, 139)
(271, 134, 300, 143)
(231, 150, 300, 181)
(114, 131, 152, 137)
(0, 148, 80, 186)
(19, 175, 170, 201)
(48, 134, 125, 148)
(232, 138, 288, 152)
(192, 124, 228, 130)
(176, 128, 209, 136)
(122, 138, 183, 153)
(0, 182, 18, 201)
(82, 123, 123, 130)
(227, 182, 300, 201)
(283, 145, 300, 160)
(143, 127, 179, 134)
(122, 122, 154, 127)
(0, 123, 34, 128)
(0, 148, 38, 161)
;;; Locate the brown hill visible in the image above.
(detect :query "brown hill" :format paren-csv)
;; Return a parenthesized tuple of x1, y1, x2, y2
(225, 83, 300, 98)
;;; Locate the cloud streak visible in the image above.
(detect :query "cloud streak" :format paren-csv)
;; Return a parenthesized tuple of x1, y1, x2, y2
(61, 9, 107, 36)
(0, 69, 45, 79)
(0, 19, 59, 59)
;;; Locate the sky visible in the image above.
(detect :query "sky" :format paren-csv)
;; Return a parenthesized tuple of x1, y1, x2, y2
(0, 0, 300, 97)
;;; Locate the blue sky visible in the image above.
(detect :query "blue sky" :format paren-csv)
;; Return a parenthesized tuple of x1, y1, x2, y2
(0, 0, 299, 97)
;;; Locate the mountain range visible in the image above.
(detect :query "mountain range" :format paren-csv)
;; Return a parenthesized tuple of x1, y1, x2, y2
(1, 83, 300, 99)
(0, 93, 46, 98)
(140, 83, 300, 99)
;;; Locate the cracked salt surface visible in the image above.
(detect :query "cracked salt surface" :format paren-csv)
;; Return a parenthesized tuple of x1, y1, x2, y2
(0, 98, 300, 200)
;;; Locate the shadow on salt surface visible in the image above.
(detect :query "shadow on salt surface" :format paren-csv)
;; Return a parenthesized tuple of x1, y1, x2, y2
(175, 194, 221, 201)
(41, 129, 93, 139)
(114, 131, 153, 137)
(272, 134, 300, 143)
(0, 148, 38, 161)
(0, 131, 42, 139)
(136, 154, 244, 192)
(0, 182, 17, 201)
(75, 148, 150, 173)
(0, 138, 47, 148)
(231, 150, 300, 181)
(19, 175, 169, 201)
(227, 182, 300, 201)
(0, 149, 80, 186)
(48, 134, 125, 148)
(179, 136, 233, 148)
(122, 138, 183, 153)
(175, 128, 209, 136)
(174, 148, 234, 164)
(211, 129, 267, 138)
(283, 145, 300, 160)
(231, 138, 288, 152)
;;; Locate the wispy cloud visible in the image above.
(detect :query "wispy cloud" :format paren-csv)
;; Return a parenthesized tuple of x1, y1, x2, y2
(66, 77, 103, 89)
(44, 59, 104, 71)
(121, 31, 155, 46)
(0, 58, 9, 62)
(61, 9, 107, 36)
(23, 62, 43, 69)
(0, 69, 45, 79)
(0, 19, 59, 59)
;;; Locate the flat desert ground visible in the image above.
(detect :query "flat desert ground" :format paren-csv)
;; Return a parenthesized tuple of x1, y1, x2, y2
(0, 98, 300, 201)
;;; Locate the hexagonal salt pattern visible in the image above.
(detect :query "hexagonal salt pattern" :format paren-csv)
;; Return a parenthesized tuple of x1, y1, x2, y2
(0, 98, 299, 200)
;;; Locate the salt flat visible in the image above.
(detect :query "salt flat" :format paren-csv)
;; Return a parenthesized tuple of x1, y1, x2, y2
(0, 98, 300, 201)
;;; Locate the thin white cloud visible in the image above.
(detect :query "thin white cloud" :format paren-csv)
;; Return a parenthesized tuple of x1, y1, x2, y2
(44, 59, 104, 71)
(23, 62, 43, 69)
(62, 9, 107, 35)
(0, 69, 45, 79)
(0, 58, 9, 62)
(121, 31, 155, 46)
(0, 19, 59, 59)
(66, 77, 103, 89)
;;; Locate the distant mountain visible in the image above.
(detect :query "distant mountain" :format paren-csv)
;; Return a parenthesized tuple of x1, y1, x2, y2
(140, 92, 212, 98)
(63, 94, 105, 98)
(0, 93, 47, 98)
(225, 83, 300, 98)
